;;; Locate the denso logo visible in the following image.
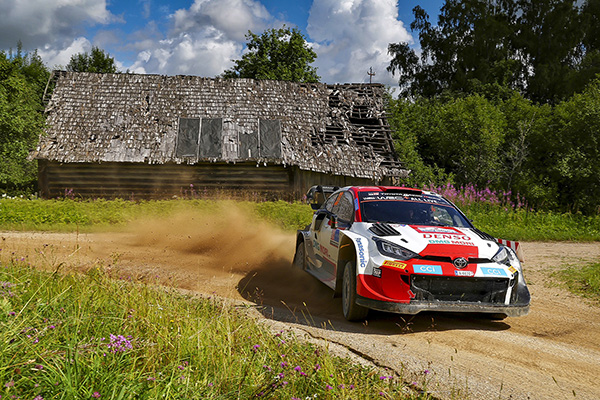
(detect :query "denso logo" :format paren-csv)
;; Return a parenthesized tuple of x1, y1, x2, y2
(356, 238, 367, 269)
(423, 234, 471, 241)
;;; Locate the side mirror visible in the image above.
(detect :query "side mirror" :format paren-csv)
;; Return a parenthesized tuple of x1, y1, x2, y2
(329, 214, 337, 229)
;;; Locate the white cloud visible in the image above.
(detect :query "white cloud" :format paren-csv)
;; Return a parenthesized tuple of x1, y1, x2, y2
(38, 37, 92, 69)
(0, 0, 116, 49)
(128, 0, 281, 76)
(307, 0, 413, 84)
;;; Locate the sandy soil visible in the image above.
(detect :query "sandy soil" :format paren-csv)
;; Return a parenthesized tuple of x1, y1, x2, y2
(2, 209, 599, 400)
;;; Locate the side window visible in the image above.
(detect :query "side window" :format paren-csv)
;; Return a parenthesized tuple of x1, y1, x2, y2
(324, 193, 341, 212)
(332, 191, 354, 224)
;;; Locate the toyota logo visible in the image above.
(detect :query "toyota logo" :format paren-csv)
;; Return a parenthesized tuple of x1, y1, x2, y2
(453, 257, 468, 269)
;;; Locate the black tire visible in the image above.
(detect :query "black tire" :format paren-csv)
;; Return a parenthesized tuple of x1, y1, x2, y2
(341, 261, 369, 321)
(292, 241, 306, 270)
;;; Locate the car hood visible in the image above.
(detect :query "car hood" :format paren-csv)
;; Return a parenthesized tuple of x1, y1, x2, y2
(356, 223, 499, 260)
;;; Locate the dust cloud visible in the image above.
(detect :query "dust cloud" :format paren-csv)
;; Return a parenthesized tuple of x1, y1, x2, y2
(1, 204, 341, 320)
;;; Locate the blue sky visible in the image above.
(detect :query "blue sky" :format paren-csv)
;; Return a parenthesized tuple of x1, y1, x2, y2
(0, 0, 443, 85)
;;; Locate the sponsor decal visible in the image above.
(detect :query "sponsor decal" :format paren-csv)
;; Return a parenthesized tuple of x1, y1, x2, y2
(330, 230, 340, 247)
(480, 267, 508, 278)
(428, 239, 451, 244)
(413, 264, 443, 275)
(508, 266, 517, 274)
(416, 226, 462, 234)
(423, 233, 472, 241)
(356, 238, 367, 270)
(372, 267, 382, 278)
(312, 239, 319, 249)
(382, 260, 407, 269)
(455, 270, 474, 277)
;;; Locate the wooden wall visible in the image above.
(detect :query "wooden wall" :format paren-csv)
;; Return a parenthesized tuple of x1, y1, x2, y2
(38, 160, 392, 200)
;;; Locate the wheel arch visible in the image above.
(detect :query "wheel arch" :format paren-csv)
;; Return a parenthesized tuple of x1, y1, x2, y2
(334, 233, 357, 297)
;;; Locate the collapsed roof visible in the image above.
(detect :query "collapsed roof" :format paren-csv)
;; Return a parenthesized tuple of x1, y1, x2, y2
(33, 72, 406, 181)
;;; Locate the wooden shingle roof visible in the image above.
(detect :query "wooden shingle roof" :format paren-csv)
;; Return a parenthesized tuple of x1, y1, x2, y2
(33, 72, 406, 181)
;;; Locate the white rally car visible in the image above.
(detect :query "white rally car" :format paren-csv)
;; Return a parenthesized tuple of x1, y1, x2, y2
(293, 186, 530, 321)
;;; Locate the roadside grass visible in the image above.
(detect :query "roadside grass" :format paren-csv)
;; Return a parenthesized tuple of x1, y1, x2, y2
(462, 205, 600, 242)
(554, 262, 600, 301)
(0, 259, 429, 400)
(0, 198, 314, 233)
(2, 197, 600, 241)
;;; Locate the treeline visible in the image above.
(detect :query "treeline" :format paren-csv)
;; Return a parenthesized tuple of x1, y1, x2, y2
(389, 0, 600, 214)
(389, 78, 600, 215)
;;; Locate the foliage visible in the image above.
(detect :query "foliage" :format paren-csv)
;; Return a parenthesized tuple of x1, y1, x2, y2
(388, 0, 600, 103)
(66, 46, 117, 73)
(222, 26, 320, 83)
(555, 262, 600, 301)
(0, 260, 428, 399)
(0, 44, 49, 194)
(544, 78, 600, 214)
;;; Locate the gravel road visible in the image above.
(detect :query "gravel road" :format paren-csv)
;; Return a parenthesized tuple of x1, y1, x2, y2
(2, 213, 599, 400)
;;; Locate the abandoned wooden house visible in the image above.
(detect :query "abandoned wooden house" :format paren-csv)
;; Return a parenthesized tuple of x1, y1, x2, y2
(31, 71, 407, 199)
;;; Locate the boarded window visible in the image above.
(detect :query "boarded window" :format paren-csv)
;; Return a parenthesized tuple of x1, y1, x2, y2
(239, 129, 259, 159)
(176, 118, 200, 157)
(259, 120, 282, 158)
(199, 118, 223, 158)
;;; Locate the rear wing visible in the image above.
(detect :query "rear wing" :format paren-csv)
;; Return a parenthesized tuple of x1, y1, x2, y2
(305, 185, 339, 210)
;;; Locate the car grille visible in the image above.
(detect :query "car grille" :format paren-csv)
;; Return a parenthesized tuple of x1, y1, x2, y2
(411, 276, 509, 303)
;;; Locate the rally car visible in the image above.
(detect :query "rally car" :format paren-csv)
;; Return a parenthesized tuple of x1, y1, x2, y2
(292, 186, 530, 321)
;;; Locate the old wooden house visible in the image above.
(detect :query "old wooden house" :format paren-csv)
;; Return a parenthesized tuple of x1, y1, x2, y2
(31, 72, 406, 199)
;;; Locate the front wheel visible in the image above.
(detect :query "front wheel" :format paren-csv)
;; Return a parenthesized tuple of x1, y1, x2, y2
(292, 241, 306, 270)
(341, 261, 369, 321)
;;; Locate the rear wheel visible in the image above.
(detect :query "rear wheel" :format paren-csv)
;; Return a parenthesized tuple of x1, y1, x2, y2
(292, 241, 306, 270)
(341, 261, 369, 321)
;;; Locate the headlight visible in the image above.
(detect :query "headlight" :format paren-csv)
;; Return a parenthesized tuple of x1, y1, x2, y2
(375, 238, 419, 260)
(492, 245, 520, 268)
(492, 246, 509, 265)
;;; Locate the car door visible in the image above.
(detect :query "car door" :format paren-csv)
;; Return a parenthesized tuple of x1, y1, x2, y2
(309, 192, 340, 286)
(325, 190, 355, 277)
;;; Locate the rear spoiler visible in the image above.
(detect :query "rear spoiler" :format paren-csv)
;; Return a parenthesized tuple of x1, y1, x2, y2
(305, 185, 339, 210)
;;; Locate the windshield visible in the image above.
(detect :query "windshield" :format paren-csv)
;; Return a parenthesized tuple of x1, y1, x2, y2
(358, 192, 471, 228)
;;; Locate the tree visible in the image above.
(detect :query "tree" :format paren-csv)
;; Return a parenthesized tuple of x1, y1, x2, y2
(388, 0, 593, 103)
(389, 1, 522, 98)
(222, 26, 320, 83)
(0, 45, 49, 193)
(67, 46, 117, 73)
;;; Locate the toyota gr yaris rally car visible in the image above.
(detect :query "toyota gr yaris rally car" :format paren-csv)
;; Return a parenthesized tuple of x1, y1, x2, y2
(293, 186, 530, 321)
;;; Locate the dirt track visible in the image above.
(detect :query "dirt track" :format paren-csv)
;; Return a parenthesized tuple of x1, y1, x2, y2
(2, 210, 600, 400)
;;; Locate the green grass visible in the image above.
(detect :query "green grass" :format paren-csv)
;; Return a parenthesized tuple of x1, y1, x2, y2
(459, 204, 600, 241)
(2, 197, 600, 241)
(554, 263, 600, 301)
(0, 259, 429, 400)
(0, 198, 314, 233)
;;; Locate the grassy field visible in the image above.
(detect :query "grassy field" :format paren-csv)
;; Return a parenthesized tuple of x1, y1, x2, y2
(1, 197, 600, 241)
(555, 262, 600, 301)
(0, 258, 429, 400)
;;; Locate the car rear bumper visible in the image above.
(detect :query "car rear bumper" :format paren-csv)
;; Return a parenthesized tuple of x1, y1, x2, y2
(355, 296, 530, 317)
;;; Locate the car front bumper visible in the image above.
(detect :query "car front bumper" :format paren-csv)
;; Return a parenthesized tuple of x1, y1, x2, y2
(355, 295, 530, 317)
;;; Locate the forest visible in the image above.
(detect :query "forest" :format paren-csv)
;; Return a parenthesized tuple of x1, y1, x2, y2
(388, 0, 600, 214)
